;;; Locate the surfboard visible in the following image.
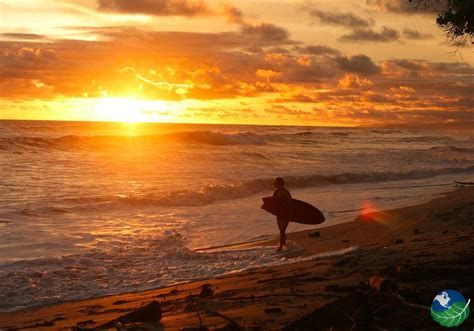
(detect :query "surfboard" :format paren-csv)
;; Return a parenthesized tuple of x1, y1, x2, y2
(261, 196, 325, 225)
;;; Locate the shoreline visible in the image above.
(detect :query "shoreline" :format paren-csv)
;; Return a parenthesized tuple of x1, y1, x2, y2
(1, 187, 473, 330)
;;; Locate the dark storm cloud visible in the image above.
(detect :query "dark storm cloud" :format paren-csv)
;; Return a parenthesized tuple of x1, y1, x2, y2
(97, 0, 211, 17)
(267, 53, 380, 84)
(402, 28, 433, 40)
(384, 59, 474, 76)
(390, 59, 427, 70)
(366, 0, 414, 13)
(275, 94, 316, 103)
(431, 62, 474, 75)
(269, 53, 346, 84)
(339, 27, 400, 43)
(74, 25, 295, 51)
(335, 54, 380, 74)
(0, 46, 62, 98)
(294, 44, 341, 55)
(222, 4, 245, 24)
(0, 47, 59, 74)
(306, 8, 373, 28)
(240, 23, 293, 45)
(365, 0, 440, 14)
(281, 63, 338, 83)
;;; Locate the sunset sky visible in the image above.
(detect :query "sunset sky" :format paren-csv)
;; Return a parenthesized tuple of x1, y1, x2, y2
(0, 0, 473, 126)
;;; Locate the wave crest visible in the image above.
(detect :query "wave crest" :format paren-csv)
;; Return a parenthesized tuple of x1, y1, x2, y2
(17, 165, 474, 213)
(0, 131, 268, 152)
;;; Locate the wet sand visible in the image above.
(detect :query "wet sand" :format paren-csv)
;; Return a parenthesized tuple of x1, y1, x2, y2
(1, 187, 473, 330)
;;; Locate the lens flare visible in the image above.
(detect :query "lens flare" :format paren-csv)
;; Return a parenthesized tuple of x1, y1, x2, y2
(359, 200, 388, 224)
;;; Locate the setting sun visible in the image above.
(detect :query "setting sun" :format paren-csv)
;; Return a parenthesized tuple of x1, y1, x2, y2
(94, 97, 150, 123)
(92, 97, 175, 123)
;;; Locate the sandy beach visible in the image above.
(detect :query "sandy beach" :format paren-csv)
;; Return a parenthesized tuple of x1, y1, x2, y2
(1, 186, 472, 330)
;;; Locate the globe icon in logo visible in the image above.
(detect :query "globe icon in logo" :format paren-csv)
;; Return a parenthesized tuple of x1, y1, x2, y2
(431, 289, 470, 328)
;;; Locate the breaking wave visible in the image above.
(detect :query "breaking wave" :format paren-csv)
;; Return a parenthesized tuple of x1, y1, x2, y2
(0, 131, 268, 152)
(0, 130, 366, 152)
(162, 131, 267, 145)
(428, 145, 474, 162)
(0, 227, 358, 312)
(16, 165, 474, 214)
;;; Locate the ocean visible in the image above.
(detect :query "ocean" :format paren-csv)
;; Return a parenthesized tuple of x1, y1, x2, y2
(0, 120, 473, 311)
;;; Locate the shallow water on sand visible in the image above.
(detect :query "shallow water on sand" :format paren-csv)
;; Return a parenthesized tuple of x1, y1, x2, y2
(0, 121, 473, 311)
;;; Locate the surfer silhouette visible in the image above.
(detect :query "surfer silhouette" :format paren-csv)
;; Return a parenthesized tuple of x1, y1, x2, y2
(273, 177, 292, 251)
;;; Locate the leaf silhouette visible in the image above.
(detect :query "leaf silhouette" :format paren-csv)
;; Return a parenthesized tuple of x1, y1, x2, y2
(431, 299, 471, 327)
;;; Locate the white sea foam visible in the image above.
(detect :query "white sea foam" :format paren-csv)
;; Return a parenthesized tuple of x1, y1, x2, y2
(0, 234, 358, 312)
